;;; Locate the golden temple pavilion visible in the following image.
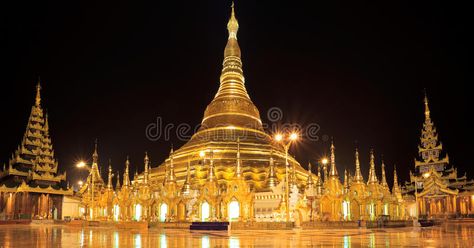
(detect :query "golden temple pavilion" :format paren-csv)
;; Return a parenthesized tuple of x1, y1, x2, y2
(402, 93, 474, 218)
(0, 82, 72, 220)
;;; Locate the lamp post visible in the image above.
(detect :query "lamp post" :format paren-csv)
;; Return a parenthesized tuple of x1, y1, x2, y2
(274, 131, 298, 222)
(77, 161, 95, 220)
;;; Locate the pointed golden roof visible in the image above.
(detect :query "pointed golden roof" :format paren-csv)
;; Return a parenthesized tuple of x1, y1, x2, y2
(201, 3, 262, 130)
(35, 79, 41, 106)
(123, 156, 131, 187)
(329, 140, 338, 177)
(424, 89, 431, 120)
(353, 147, 364, 183)
(367, 149, 378, 184)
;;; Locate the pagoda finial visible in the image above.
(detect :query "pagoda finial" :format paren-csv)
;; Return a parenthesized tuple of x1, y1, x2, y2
(93, 139, 99, 164)
(235, 137, 242, 178)
(107, 160, 113, 189)
(393, 165, 399, 189)
(316, 165, 324, 195)
(182, 159, 192, 195)
(208, 150, 216, 182)
(381, 159, 388, 189)
(368, 149, 378, 184)
(343, 169, 349, 189)
(227, 1, 239, 40)
(354, 147, 364, 183)
(329, 139, 338, 177)
(116, 171, 121, 190)
(35, 78, 41, 106)
(144, 152, 149, 184)
(306, 162, 314, 186)
(267, 150, 278, 188)
(123, 156, 130, 187)
(424, 89, 431, 120)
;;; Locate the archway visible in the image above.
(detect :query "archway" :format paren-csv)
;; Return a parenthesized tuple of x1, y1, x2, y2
(342, 200, 350, 220)
(228, 200, 240, 221)
(201, 202, 210, 221)
(160, 203, 168, 222)
(135, 204, 142, 221)
(113, 205, 120, 221)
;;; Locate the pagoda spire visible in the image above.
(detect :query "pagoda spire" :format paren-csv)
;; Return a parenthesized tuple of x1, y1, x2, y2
(380, 159, 389, 190)
(329, 140, 338, 177)
(107, 160, 113, 190)
(208, 150, 216, 182)
(424, 89, 431, 121)
(353, 147, 364, 183)
(235, 137, 242, 178)
(144, 152, 149, 184)
(35, 79, 41, 106)
(316, 165, 324, 195)
(367, 149, 378, 184)
(200, 2, 262, 130)
(181, 159, 191, 195)
(123, 156, 131, 187)
(266, 150, 278, 188)
(92, 139, 99, 164)
(392, 165, 400, 191)
(343, 169, 349, 192)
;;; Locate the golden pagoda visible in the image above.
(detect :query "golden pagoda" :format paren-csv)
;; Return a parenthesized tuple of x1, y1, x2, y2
(0, 81, 72, 220)
(403, 92, 474, 218)
(145, 4, 306, 191)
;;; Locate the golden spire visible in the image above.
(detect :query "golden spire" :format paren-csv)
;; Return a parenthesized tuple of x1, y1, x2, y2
(316, 165, 323, 195)
(235, 137, 242, 178)
(267, 150, 278, 188)
(392, 165, 400, 191)
(107, 160, 113, 189)
(208, 150, 216, 182)
(35, 79, 41, 106)
(182, 159, 191, 195)
(343, 169, 349, 190)
(353, 147, 364, 183)
(144, 152, 149, 184)
(201, 2, 262, 130)
(123, 156, 130, 187)
(424, 89, 431, 120)
(381, 159, 388, 189)
(367, 149, 378, 184)
(329, 140, 338, 177)
(92, 139, 99, 164)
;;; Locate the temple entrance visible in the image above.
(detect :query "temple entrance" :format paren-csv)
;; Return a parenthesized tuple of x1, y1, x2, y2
(228, 200, 240, 221)
(113, 205, 120, 221)
(342, 200, 350, 220)
(351, 201, 361, 220)
(134, 204, 142, 221)
(160, 203, 168, 222)
(201, 202, 210, 221)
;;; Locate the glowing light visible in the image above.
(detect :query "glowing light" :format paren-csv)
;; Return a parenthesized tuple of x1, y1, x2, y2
(423, 172, 430, 178)
(199, 151, 205, 158)
(289, 132, 298, 141)
(201, 202, 210, 221)
(134, 204, 142, 221)
(78, 180, 83, 186)
(321, 158, 329, 165)
(202, 236, 210, 248)
(160, 203, 168, 222)
(113, 205, 120, 221)
(76, 161, 86, 168)
(226, 125, 236, 129)
(228, 200, 240, 221)
(274, 133, 283, 142)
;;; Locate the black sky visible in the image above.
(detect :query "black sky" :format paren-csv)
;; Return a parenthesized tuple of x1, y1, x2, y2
(1, 1, 470, 188)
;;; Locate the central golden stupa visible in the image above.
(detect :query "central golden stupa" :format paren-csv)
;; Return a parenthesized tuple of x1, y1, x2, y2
(148, 6, 307, 191)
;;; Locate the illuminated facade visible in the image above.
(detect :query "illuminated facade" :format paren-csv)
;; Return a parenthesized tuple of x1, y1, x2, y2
(76, 4, 410, 223)
(0, 82, 73, 220)
(403, 93, 474, 218)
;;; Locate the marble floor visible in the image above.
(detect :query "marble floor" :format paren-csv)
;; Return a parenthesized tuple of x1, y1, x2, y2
(0, 222, 473, 247)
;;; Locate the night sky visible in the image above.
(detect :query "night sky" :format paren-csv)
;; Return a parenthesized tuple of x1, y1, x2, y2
(1, 1, 470, 188)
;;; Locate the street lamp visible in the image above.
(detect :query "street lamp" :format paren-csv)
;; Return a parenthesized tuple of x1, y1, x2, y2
(273, 131, 299, 222)
(76, 161, 95, 220)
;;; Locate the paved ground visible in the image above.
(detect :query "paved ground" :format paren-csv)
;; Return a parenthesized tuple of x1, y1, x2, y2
(0, 222, 473, 247)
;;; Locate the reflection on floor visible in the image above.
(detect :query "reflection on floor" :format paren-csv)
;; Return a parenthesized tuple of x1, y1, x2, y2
(0, 222, 473, 247)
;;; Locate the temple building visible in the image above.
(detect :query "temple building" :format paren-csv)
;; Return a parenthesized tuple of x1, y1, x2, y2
(0, 82, 72, 220)
(77, 4, 409, 223)
(403, 93, 474, 218)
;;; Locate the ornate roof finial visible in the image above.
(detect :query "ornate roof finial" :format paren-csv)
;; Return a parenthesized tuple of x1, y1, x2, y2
(367, 149, 378, 184)
(208, 150, 216, 182)
(123, 156, 130, 187)
(168, 147, 176, 183)
(329, 138, 338, 177)
(93, 139, 99, 163)
(144, 152, 149, 184)
(306, 162, 314, 186)
(381, 159, 388, 189)
(182, 159, 192, 195)
(267, 150, 278, 188)
(107, 160, 113, 189)
(354, 147, 364, 183)
(227, 1, 239, 40)
(35, 78, 42, 106)
(424, 89, 431, 120)
(116, 171, 121, 190)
